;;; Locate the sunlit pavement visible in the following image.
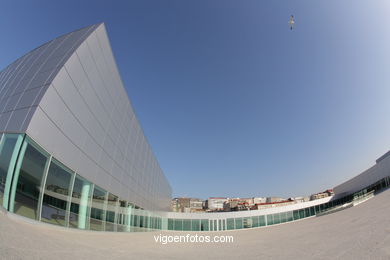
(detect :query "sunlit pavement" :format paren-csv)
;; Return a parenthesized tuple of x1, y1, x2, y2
(1, 189, 389, 260)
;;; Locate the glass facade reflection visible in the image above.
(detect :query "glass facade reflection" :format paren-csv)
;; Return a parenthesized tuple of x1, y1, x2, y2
(12, 139, 49, 220)
(41, 160, 72, 226)
(90, 186, 107, 231)
(0, 133, 389, 233)
(69, 175, 92, 229)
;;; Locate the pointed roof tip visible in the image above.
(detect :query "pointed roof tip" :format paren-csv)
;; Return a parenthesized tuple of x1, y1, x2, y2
(74, 22, 103, 32)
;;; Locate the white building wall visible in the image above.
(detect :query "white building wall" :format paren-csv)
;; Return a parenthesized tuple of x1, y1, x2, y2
(0, 23, 172, 211)
(333, 152, 390, 197)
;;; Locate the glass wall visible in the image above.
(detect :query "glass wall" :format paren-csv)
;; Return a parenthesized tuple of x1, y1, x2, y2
(191, 219, 200, 231)
(41, 159, 73, 226)
(105, 193, 118, 231)
(69, 175, 92, 229)
(0, 134, 24, 209)
(90, 186, 107, 231)
(11, 138, 50, 220)
(200, 219, 209, 231)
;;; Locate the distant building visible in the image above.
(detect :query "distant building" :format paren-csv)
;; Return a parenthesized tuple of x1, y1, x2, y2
(266, 197, 285, 203)
(223, 198, 247, 211)
(253, 197, 267, 204)
(171, 198, 191, 212)
(207, 197, 228, 211)
(289, 197, 309, 203)
(255, 199, 296, 210)
(189, 198, 204, 212)
(171, 197, 205, 212)
(310, 189, 334, 201)
(171, 198, 180, 212)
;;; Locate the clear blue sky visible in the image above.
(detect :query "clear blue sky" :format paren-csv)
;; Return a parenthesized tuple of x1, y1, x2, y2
(1, 1, 389, 199)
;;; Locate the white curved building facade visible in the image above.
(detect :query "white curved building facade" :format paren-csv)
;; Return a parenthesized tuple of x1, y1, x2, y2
(0, 24, 389, 232)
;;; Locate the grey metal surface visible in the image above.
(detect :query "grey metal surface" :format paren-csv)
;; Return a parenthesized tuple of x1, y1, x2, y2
(334, 152, 390, 197)
(0, 24, 172, 211)
(0, 24, 99, 133)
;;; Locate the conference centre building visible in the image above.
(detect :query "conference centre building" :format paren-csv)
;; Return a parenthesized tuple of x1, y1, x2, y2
(0, 24, 389, 232)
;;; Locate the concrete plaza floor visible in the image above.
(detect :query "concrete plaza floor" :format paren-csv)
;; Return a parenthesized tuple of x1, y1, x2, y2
(1, 189, 389, 260)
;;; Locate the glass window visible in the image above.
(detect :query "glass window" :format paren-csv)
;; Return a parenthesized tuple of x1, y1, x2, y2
(117, 200, 131, 232)
(259, 215, 266, 226)
(11, 140, 49, 220)
(41, 160, 73, 226)
(105, 193, 118, 231)
(280, 212, 287, 223)
(139, 215, 144, 228)
(150, 216, 155, 229)
(168, 218, 174, 230)
(227, 218, 235, 230)
(243, 217, 252, 228)
(183, 219, 191, 231)
(267, 214, 273, 225)
(305, 208, 310, 217)
(251, 216, 259, 227)
(174, 219, 183, 231)
(293, 210, 299, 220)
(310, 206, 315, 216)
(273, 213, 280, 224)
(191, 219, 200, 231)
(0, 134, 24, 209)
(133, 215, 139, 227)
(69, 175, 92, 229)
(90, 186, 107, 231)
(143, 215, 148, 228)
(235, 218, 243, 229)
(200, 219, 209, 231)
(287, 211, 293, 221)
(299, 209, 305, 219)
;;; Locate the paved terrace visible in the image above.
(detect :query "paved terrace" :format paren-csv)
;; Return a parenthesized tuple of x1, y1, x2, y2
(1, 189, 389, 260)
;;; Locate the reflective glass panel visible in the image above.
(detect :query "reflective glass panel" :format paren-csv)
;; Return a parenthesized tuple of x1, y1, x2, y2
(168, 218, 174, 230)
(293, 210, 299, 220)
(183, 219, 191, 231)
(69, 175, 92, 229)
(280, 212, 287, 223)
(243, 217, 252, 228)
(174, 219, 183, 231)
(0, 134, 23, 208)
(105, 193, 118, 231)
(310, 206, 315, 216)
(90, 186, 107, 231)
(201, 219, 209, 231)
(273, 213, 280, 224)
(305, 208, 310, 217)
(191, 219, 200, 231)
(235, 218, 243, 229)
(267, 215, 273, 225)
(41, 160, 72, 226)
(259, 215, 266, 226)
(287, 211, 293, 221)
(12, 141, 49, 220)
(299, 209, 305, 218)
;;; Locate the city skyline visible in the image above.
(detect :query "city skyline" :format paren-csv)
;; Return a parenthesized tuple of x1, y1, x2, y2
(1, 0, 390, 199)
